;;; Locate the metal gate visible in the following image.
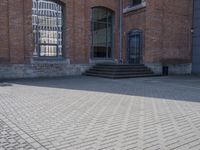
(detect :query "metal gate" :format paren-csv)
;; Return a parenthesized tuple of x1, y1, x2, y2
(32, 0, 63, 57)
(127, 30, 143, 64)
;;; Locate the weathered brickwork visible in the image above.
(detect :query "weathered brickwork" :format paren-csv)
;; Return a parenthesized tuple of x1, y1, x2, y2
(0, 0, 9, 63)
(0, 0, 194, 78)
(0, 63, 91, 79)
(123, 0, 193, 64)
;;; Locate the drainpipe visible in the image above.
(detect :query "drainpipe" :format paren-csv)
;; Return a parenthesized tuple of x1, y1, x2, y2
(119, 0, 123, 64)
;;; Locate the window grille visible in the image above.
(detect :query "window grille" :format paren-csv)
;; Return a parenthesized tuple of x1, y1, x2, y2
(32, 0, 63, 57)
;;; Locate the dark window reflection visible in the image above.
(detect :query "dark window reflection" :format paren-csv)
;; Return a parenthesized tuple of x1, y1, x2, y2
(129, 0, 142, 7)
(91, 7, 113, 58)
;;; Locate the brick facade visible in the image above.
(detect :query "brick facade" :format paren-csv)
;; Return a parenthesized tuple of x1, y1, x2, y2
(123, 0, 193, 64)
(0, 0, 194, 78)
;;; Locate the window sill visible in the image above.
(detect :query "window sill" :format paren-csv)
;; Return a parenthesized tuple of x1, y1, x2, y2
(89, 58, 116, 64)
(31, 57, 70, 64)
(123, 2, 146, 14)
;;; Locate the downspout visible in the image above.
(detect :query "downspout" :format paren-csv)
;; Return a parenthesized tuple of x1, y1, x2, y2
(119, 0, 123, 64)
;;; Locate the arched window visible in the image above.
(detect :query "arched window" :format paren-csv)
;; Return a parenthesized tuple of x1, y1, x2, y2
(91, 7, 113, 59)
(32, 0, 63, 57)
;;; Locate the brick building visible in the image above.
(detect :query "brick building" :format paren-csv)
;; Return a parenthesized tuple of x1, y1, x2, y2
(0, 0, 195, 79)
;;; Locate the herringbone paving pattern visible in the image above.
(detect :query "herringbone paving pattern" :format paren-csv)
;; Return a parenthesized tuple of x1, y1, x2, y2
(0, 119, 35, 150)
(0, 76, 200, 150)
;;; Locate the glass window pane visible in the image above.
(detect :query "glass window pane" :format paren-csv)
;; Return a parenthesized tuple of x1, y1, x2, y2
(91, 7, 113, 58)
(93, 46, 107, 58)
(92, 23, 107, 45)
(130, 0, 142, 7)
(92, 8, 108, 22)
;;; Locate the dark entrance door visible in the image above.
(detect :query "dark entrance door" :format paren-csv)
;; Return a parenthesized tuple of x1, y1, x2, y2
(127, 30, 142, 64)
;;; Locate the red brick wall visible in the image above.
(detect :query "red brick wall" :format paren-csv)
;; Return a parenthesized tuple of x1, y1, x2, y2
(123, 8, 146, 63)
(146, 0, 193, 63)
(0, 0, 10, 63)
(145, 0, 164, 63)
(44, 0, 119, 64)
(62, 0, 119, 64)
(24, 1, 33, 63)
(0, 0, 193, 65)
(0, 0, 33, 64)
(9, 0, 25, 64)
(123, 0, 193, 64)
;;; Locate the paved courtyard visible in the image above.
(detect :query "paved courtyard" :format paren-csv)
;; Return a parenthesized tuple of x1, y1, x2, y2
(0, 76, 200, 150)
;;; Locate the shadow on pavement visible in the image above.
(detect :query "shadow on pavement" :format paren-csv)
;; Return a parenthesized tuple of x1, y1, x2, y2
(3, 75, 200, 103)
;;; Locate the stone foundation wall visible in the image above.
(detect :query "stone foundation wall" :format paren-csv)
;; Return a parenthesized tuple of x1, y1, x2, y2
(146, 63, 192, 75)
(0, 63, 92, 80)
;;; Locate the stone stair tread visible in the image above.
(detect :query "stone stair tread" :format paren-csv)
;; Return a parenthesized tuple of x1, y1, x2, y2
(90, 68, 152, 72)
(96, 64, 145, 67)
(86, 71, 153, 75)
(93, 66, 146, 69)
(83, 64, 157, 79)
(84, 73, 159, 79)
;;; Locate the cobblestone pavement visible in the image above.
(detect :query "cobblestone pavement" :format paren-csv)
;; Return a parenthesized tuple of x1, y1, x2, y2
(0, 76, 200, 150)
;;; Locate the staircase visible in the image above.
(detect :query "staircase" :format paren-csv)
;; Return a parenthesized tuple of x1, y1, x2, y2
(84, 64, 157, 79)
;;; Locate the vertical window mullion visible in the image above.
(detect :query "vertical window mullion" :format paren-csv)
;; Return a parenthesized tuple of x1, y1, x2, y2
(91, 9, 94, 58)
(36, 0, 39, 56)
(106, 11, 108, 58)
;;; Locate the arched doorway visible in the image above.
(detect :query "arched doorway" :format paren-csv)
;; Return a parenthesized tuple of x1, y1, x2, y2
(127, 29, 143, 64)
(91, 7, 114, 59)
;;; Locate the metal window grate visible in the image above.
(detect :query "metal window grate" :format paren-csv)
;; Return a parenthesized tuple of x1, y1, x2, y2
(32, 0, 63, 57)
(127, 30, 143, 64)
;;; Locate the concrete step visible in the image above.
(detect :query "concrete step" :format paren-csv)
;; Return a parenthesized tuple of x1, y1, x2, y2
(84, 72, 159, 79)
(96, 64, 145, 67)
(83, 63, 157, 79)
(86, 70, 154, 75)
(90, 68, 152, 72)
(93, 65, 146, 70)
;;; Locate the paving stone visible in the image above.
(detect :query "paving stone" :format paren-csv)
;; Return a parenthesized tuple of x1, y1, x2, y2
(0, 76, 200, 150)
(0, 119, 35, 150)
